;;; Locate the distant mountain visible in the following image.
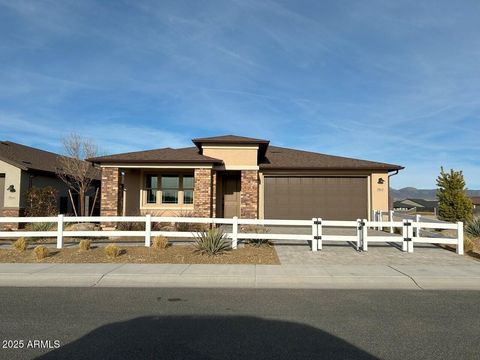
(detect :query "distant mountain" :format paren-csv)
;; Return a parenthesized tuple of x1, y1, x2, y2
(391, 187, 480, 200)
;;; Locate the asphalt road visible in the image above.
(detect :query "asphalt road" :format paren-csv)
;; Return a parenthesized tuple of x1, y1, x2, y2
(0, 288, 479, 360)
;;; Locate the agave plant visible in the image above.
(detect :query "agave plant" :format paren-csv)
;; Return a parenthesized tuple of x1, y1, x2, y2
(193, 228, 230, 256)
(465, 217, 480, 238)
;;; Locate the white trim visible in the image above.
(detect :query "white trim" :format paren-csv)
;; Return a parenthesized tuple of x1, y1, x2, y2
(202, 145, 259, 150)
(101, 164, 213, 169)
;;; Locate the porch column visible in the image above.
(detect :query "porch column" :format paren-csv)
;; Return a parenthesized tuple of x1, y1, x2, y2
(100, 167, 121, 217)
(240, 170, 259, 218)
(194, 168, 213, 217)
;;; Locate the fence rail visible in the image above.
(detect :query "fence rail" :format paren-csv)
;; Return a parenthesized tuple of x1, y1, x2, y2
(0, 214, 464, 255)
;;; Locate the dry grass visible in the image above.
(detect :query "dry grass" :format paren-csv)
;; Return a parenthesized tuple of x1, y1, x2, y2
(13, 237, 28, 251)
(152, 236, 168, 249)
(33, 245, 49, 260)
(79, 239, 91, 251)
(104, 244, 121, 258)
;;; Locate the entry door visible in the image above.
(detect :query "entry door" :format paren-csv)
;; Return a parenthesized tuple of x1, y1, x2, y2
(223, 175, 240, 218)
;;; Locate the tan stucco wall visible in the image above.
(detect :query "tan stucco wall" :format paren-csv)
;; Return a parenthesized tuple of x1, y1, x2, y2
(202, 145, 259, 169)
(0, 160, 22, 208)
(370, 172, 389, 216)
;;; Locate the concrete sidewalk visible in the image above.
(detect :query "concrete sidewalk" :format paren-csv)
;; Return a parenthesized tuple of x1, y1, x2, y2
(0, 263, 479, 290)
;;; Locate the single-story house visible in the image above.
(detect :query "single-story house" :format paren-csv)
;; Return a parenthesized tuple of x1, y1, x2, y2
(393, 198, 438, 213)
(88, 135, 403, 220)
(0, 141, 100, 222)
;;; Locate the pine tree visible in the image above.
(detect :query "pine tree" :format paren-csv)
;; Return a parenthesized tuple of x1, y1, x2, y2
(436, 167, 473, 223)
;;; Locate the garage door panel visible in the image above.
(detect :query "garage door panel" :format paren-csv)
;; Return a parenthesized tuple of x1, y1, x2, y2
(264, 176, 368, 220)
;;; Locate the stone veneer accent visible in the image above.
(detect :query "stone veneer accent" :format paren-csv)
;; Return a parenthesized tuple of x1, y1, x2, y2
(100, 167, 121, 217)
(240, 170, 258, 218)
(1, 208, 24, 230)
(193, 168, 213, 217)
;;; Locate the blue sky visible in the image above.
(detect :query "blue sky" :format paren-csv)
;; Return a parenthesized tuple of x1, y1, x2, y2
(0, 0, 479, 189)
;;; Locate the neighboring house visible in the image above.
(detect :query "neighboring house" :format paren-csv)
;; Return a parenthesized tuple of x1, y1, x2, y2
(470, 196, 480, 214)
(393, 198, 438, 213)
(88, 135, 403, 220)
(0, 141, 100, 221)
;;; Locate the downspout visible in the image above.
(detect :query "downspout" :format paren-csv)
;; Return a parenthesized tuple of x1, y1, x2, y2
(388, 170, 400, 210)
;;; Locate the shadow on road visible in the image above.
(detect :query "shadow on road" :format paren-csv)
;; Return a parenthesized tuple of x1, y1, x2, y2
(36, 315, 377, 359)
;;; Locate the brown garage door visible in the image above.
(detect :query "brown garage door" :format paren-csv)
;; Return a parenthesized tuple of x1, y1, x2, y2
(264, 176, 368, 220)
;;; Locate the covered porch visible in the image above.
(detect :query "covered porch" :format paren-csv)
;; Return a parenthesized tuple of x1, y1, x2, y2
(100, 166, 259, 219)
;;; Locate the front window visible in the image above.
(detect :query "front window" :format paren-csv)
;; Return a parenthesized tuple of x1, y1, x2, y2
(146, 175, 158, 203)
(183, 176, 194, 204)
(161, 175, 179, 204)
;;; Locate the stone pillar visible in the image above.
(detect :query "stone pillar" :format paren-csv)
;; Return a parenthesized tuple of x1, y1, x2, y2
(240, 170, 258, 218)
(100, 167, 121, 217)
(193, 168, 213, 217)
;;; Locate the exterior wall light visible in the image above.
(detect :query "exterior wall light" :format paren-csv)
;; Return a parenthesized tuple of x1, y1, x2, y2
(7, 185, 16, 192)
(377, 178, 385, 185)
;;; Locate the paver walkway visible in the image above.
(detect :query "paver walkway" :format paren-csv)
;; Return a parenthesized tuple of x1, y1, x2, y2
(274, 241, 477, 265)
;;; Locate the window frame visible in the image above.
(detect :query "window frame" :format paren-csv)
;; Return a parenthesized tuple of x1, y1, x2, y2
(142, 173, 194, 207)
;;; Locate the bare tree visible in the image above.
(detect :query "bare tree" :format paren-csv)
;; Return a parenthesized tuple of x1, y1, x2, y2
(56, 134, 99, 216)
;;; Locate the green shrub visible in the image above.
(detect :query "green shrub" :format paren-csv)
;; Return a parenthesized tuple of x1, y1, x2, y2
(104, 244, 121, 258)
(152, 236, 168, 249)
(465, 217, 480, 238)
(33, 245, 49, 260)
(241, 225, 271, 247)
(79, 239, 91, 251)
(194, 228, 230, 256)
(13, 237, 28, 251)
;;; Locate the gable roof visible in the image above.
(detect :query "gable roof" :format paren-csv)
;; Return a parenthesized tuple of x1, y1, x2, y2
(0, 141, 100, 179)
(260, 146, 403, 171)
(469, 196, 480, 206)
(87, 147, 223, 164)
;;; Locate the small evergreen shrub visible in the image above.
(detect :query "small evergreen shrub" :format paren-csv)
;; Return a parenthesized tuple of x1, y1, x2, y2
(13, 237, 28, 251)
(194, 228, 230, 256)
(33, 245, 49, 260)
(152, 236, 168, 249)
(104, 244, 121, 258)
(79, 239, 91, 251)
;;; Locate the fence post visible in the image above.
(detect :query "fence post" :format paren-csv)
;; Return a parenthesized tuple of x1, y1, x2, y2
(311, 218, 317, 252)
(457, 222, 464, 255)
(56, 214, 64, 249)
(389, 210, 394, 234)
(145, 214, 151, 247)
(362, 219, 368, 251)
(407, 220, 414, 253)
(317, 218, 323, 251)
(402, 219, 409, 252)
(379, 210, 383, 231)
(356, 219, 362, 251)
(415, 214, 421, 238)
(232, 216, 238, 249)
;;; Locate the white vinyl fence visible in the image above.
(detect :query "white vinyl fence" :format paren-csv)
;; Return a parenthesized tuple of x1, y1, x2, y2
(0, 214, 464, 255)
